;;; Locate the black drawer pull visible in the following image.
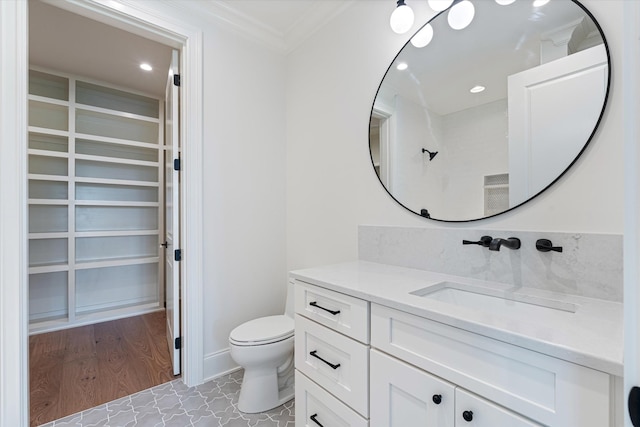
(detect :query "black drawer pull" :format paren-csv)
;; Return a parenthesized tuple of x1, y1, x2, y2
(310, 350, 341, 369)
(309, 301, 340, 315)
(310, 413, 324, 427)
(463, 410, 474, 422)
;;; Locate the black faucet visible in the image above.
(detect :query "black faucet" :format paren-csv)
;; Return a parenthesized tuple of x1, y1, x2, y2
(489, 237, 521, 251)
(462, 236, 492, 248)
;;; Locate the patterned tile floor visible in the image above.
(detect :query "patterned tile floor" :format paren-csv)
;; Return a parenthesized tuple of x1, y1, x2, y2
(38, 370, 295, 427)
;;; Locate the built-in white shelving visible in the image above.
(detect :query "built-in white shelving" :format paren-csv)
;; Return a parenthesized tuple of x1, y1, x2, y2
(28, 68, 164, 334)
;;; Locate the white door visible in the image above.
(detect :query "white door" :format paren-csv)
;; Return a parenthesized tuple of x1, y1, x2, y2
(507, 44, 608, 207)
(165, 49, 181, 376)
(370, 349, 455, 427)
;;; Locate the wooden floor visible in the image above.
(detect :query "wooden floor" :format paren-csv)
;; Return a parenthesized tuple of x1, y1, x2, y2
(29, 311, 175, 427)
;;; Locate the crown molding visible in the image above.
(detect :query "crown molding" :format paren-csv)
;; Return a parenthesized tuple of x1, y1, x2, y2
(169, 0, 355, 55)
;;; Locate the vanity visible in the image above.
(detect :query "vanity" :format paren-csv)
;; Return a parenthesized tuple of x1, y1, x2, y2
(291, 261, 622, 427)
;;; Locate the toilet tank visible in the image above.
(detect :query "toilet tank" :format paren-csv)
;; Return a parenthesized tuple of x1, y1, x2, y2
(285, 279, 295, 319)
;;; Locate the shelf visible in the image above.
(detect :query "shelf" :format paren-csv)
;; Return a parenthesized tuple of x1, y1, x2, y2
(29, 237, 69, 267)
(28, 148, 69, 158)
(29, 271, 68, 323)
(29, 132, 68, 153)
(76, 138, 158, 162)
(75, 133, 161, 151)
(28, 127, 69, 138)
(27, 67, 163, 333)
(29, 232, 69, 239)
(29, 100, 68, 131)
(76, 159, 158, 182)
(74, 176, 158, 187)
(75, 205, 158, 232)
(75, 153, 158, 168)
(29, 69, 69, 101)
(76, 102, 159, 123)
(29, 154, 68, 176)
(29, 264, 70, 274)
(76, 182, 158, 203)
(75, 200, 159, 207)
(76, 235, 158, 262)
(75, 229, 159, 238)
(75, 263, 159, 313)
(29, 180, 68, 200)
(76, 108, 159, 144)
(75, 256, 159, 270)
(28, 199, 69, 205)
(28, 94, 69, 107)
(76, 80, 159, 118)
(29, 205, 68, 233)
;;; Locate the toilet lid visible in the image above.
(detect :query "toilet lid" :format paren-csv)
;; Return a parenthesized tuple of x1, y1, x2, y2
(229, 315, 294, 345)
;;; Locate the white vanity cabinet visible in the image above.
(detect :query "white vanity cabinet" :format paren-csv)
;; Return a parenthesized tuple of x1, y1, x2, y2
(371, 304, 613, 427)
(294, 281, 370, 426)
(371, 349, 541, 426)
(291, 265, 620, 427)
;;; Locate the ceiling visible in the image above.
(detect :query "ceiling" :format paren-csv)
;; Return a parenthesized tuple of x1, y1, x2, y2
(29, 0, 351, 98)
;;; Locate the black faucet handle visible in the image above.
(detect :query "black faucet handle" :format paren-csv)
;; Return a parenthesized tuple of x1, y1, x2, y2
(462, 236, 493, 247)
(536, 239, 563, 253)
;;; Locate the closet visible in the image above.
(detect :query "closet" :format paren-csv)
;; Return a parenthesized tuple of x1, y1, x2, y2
(28, 68, 164, 334)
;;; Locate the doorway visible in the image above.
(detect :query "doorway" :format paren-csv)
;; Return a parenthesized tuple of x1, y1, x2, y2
(2, 0, 204, 423)
(24, 1, 195, 425)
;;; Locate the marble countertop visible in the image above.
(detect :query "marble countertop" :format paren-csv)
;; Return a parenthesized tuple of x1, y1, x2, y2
(290, 261, 623, 377)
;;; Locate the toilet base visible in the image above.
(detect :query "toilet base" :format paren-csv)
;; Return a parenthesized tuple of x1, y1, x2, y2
(237, 368, 295, 413)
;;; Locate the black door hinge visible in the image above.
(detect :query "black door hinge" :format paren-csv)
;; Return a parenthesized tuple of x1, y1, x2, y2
(174, 158, 181, 171)
(173, 74, 181, 87)
(174, 337, 181, 350)
(174, 249, 182, 262)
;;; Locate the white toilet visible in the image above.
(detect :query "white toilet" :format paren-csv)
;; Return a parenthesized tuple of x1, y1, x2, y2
(229, 280, 295, 413)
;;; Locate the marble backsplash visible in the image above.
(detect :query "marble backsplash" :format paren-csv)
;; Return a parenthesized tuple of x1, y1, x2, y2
(358, 225, 623, 302)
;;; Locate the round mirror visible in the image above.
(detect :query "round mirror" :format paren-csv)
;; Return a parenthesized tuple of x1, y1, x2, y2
(370, 0, 610, 222)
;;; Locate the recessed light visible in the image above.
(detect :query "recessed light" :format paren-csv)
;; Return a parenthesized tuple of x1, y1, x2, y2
(495, 0, 516, 5)
(397, 62, 409, 71)
(470, 85, 486, 93)
(140, 63, 153, 71)
(533, 0, 550, 7)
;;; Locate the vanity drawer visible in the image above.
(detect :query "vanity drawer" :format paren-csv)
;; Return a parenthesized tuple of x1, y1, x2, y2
(296, 370, 368, 427)
(370, 304, 611, 427)
(296, 314, 369, 417)
(295, 280, 369, 343)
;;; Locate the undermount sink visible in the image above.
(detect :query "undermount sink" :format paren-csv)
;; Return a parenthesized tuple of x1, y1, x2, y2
(410, 281, 577, 316)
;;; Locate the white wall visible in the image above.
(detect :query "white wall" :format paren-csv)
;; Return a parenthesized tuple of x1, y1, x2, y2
(286, 0, 624, 272)
(71, 2, 289, 379)
(201, 20, 288, 376)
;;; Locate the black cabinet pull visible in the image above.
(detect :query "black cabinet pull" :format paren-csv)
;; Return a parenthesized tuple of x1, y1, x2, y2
(310, 413, 324, 427)
(462, 410, 474, 422)
(309, 301, 340, 315)
(310, 350, 341, 369)
(432, 394, 442, 405)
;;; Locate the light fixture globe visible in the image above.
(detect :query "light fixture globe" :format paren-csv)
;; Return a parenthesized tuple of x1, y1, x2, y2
(411, 23, 434, 48)
(390, 0, 415, 34)
(447, 0, 475, 30)
(427, 0, 454, 12)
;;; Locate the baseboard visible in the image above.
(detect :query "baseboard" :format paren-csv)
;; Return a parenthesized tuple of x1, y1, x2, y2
(203, 347, 240, 382)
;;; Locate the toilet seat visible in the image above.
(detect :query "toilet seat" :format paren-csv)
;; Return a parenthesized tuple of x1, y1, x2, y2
(229, 315, 294, 346)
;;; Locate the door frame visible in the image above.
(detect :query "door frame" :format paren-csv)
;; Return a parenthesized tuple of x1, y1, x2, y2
(0, 1, 204, 424)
